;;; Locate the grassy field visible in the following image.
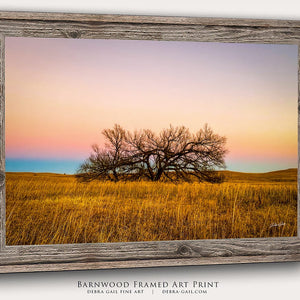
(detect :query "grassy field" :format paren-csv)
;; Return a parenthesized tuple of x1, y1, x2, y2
(6, 169, 297, 245)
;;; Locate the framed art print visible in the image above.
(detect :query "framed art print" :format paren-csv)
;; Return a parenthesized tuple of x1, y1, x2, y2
(0, 11, 299, 273)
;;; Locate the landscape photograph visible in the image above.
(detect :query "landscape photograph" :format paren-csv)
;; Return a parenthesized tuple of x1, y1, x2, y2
(5, 37, 298, 245)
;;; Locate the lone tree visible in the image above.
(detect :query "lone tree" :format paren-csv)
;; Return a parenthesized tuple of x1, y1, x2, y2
(76, 124, 227, 183)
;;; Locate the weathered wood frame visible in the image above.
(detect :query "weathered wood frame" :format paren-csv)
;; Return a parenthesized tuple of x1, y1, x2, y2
(0, 11, 299, 274)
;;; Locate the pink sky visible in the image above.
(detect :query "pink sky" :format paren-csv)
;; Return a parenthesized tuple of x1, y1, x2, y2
(5, 37, 298, 172)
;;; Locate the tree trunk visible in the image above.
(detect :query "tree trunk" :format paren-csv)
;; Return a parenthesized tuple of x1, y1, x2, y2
(113, 170, 119, 182)
(154, 168, 164, 181)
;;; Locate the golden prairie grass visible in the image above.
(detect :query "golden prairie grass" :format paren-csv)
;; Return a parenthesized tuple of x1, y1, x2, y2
(6, 170, 297, 245)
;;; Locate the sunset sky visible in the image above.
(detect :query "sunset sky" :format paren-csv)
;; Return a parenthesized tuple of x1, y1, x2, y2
(5, 37, 298, 173)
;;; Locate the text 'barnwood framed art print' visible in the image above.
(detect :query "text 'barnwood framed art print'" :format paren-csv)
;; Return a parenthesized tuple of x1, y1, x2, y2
(0, 11, 299, 273)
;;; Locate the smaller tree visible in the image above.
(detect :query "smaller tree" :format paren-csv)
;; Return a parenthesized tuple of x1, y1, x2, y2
(77, 124, 128, 182)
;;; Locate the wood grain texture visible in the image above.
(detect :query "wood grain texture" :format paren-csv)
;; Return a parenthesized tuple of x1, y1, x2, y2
(0, 11, 299, 273)
(1, 255, 300, 274)
(0, 11, 300, 28)
(0, 238, 299, 272)
(0, 20, 300, 44)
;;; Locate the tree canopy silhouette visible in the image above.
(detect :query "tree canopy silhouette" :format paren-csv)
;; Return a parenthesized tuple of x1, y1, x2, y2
(76, 124, 227, 183)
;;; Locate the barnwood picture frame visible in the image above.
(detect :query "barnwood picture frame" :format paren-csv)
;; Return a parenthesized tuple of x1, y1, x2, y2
(0, 11, 299, 273)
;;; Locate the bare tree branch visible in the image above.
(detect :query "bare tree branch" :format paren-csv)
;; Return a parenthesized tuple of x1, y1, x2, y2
(76, 124, 227, 183)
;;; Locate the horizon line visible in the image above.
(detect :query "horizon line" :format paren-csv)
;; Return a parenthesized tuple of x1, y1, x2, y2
(5, 168, 298, 176)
